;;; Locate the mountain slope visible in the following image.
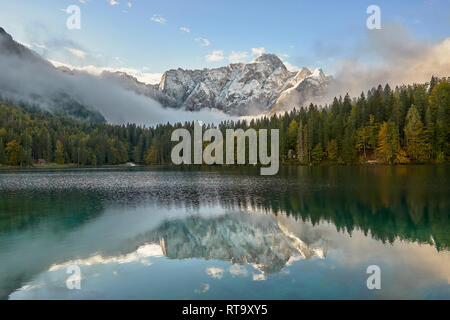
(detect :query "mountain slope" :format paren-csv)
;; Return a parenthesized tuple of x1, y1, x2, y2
(1, 27, 331, 119)
(103, 54, 332, 116)
(0, 28, 105, 123)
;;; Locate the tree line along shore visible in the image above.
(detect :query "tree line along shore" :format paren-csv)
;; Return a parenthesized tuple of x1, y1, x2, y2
(0, 77, 448, 168)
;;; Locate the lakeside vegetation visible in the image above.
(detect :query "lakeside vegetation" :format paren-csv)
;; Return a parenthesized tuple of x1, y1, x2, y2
(0, 77, 449, 167)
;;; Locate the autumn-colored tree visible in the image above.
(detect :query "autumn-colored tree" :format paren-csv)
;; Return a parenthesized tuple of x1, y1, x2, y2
(145, 145, 159, 165)
(327, 139, 338, 162)
(5, 140, 21, 166)
(395, 148, 410, 164)
(0, 77, 448, 167)
(377, 121, 399, 164)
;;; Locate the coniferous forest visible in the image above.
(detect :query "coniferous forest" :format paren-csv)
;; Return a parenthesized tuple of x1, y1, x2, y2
(0, 77, 449, 167)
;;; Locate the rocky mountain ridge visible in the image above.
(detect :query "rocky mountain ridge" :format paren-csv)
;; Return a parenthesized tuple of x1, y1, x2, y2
(101, 53, 332, 116)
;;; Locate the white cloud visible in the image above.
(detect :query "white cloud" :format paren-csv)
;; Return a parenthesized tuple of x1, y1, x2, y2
(151, 14, 166, 24)
(228, 51, 249, 63)
(109, 0, 119, 6)
(19, 42, 47, 50)
(206, 267, 224, 279)
(251, 47, 265, 56)
(19, 42, 32, 49)
(65, 47, 87, 58)
(205, 50, 224, 62)
(79, 0, 86, 3)
(283, 60, 300, 72)
(49, 60, 163, 85)
(32, 43, 47, 50)
(179, 27, 190, 33)
(0, 53, 234, 128)
(195, 37, 210, 47)
(324, 24, 450, 101)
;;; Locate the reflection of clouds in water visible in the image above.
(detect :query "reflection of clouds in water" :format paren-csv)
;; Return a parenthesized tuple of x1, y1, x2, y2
(48, 243, 164, 271)
(20, 283, 45, 291)
(6, 208, 450, 299)
(194, 283, 210, 294)
(206, 267, 225, 279)
(229, 265, 248, 277)
(252, 273, 266, 281)
(327, 231, 450, 285)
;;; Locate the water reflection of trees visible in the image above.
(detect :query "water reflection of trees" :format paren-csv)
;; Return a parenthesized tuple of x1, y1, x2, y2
(0, 191, 104, 234)
(125, 166, 449, 251)
(0, 165, 447, 252)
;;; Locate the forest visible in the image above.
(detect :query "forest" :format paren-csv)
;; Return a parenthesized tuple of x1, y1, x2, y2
(0, 76, 448, 167)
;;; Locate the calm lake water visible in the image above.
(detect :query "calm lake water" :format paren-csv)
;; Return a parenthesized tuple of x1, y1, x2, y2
(0, 166, 449, 300)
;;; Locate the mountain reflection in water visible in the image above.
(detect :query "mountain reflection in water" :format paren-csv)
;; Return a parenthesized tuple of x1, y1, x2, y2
(0, 166, 448, 299)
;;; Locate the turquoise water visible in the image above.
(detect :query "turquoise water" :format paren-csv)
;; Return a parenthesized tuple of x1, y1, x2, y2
(0, 166, 449, 299)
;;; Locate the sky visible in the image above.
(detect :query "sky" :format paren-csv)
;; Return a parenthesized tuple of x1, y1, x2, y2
(0, 0, 449, 84)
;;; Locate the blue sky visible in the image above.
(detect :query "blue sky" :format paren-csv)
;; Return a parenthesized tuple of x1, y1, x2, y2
(1, 0, 449, 83)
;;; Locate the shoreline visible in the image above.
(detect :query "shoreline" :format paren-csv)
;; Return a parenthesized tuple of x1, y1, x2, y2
(0, 162, 446, 170)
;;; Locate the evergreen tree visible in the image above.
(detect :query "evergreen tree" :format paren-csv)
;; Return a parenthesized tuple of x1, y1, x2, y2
(145, 145, 159, 165)
(286, 119, 298, 154)
(405, 105, 428, 162)
(311, 144, 324, 164)
(296, 121, 304, 162)
(327, 140, 338, 162)
(55, 140, 65, 165)
(0, 138, 6, 164)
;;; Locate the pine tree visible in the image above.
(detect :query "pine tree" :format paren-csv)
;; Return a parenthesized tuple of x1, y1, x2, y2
(429, 81, 450, 158)
(145, 145, 159, 165)
(296, 121, 304, 162)
(311, 144, 324, 164)
(405, 105, 428, 162)
(355, 126, 369, 159)
(0, 138, 6, 164)
(55, 140, 65, 165)
(367, 115, 378, 152)
(327, 139, 338, 162)
(286, 119, 298, 155)
(377, 121, 399, 164)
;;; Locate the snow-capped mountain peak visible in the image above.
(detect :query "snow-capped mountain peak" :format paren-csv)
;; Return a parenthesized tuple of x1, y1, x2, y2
(252, 53, 286, 69)
(1, 26, 331, 117)
(102, 54, 332, 116)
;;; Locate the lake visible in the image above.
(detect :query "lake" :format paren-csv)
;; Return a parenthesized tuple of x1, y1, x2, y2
(0, 166, 449, 299)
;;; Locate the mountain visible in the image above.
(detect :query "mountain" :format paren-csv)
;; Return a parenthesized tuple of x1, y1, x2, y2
(1, 27, 331, 119)
(0, 27, 105, 123)
(0, 27, 51, 65)
(149, 213, 327, 273)
(102, 54, 332, 116)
